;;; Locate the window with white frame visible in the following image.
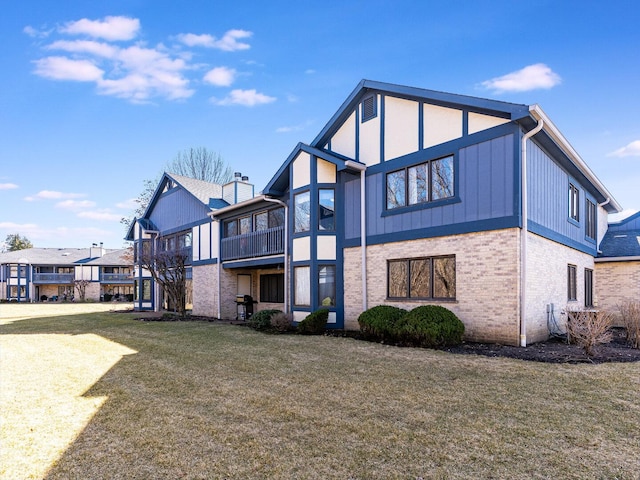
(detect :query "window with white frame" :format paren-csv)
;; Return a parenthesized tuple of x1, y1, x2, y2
(569, 183, 580, 222)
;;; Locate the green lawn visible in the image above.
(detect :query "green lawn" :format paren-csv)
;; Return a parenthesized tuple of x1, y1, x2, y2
(1, 304, 639, 479)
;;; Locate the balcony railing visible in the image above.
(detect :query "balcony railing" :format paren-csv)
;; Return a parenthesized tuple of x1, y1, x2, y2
(221, 226, 285, 261)
(32, 273, 74, 284)
(102, 273, 134, 283)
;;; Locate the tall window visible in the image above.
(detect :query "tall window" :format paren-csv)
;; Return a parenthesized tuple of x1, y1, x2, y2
(388, 255, 456, 300)
(318, 265, 336, 306)
(586, 199, 596, 240)
(567, 264, 577, 301)
(294, 191, 311, 233)
(294, 266, 310, 306)
(260, 273, 284, 303)
(142, 279, 152, 301)
(387, 155, 454, 210)
(318, 189, 335, 231)
(584, 268, 594, 308)
(569, 183, 580, 221)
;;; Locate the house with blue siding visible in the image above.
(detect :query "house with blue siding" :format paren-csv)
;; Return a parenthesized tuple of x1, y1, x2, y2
(131, 80, 625, 346)
(0, 245, 132, 302)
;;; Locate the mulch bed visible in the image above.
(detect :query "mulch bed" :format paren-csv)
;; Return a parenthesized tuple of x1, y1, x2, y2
(441, 328, 640, 364)
(126, 311, 640, 364)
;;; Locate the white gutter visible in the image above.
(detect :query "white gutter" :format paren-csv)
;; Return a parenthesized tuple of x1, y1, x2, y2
(345, 160, 368, 312)
(594, 256, 640, 263)
(520, 117, 544, 347)
(264, 197, 289, 314)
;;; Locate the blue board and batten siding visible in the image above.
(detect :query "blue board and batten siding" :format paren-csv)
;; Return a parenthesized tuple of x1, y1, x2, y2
(344, 133, 519, 246)
(527, 140, 598, 254)
(149, 187, 212, 234)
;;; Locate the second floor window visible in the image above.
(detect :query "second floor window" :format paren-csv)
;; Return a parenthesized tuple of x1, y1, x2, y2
(387, 155, 454, 210)
(586, 199, 596, 240)
(569, 183, 580, 222)
(319, 189, 335, 231)
(294, 191, 311, 233)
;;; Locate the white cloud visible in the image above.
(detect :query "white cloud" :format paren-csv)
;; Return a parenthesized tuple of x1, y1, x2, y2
(608, 140, 640, 158)
(203, 66, 236, 86)
(0, 221, 38, 230)
(212, 89, 276, 106)
(29, 18, 257, 103)
(33, 56, 104, 82)
(60, 16, 140, 41)
(0, 183, 18, 190)
(177, 29, 252, 51)
(77, 210, 121, 221)
(25, 190, 86, 201)
(47, 39, 118, 58)
(116, 198, 139, 209)
(305, 69, 316, 74)
(481, 63, 561, 93)
(56, 200, 96, 210)
(276, 120, 313, 133)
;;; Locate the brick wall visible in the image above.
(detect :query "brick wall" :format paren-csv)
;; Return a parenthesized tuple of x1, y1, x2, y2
(525, 232, 594, 342)
(595, 260, 640, 323)
(344, 228, 521, 345)
(192, 264, 218, 317)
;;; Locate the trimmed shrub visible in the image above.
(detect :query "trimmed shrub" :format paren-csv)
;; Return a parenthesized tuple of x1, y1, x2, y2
(396, 305, 464, 348)
(358, 305, 407, 342)
(248, 309, 282, 331)
(297, 309, 329, 335)
(270, 312, 294, 333)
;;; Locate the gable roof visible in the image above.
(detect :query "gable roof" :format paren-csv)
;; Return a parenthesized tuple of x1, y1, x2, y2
(0, 247, 131, 266)
(125, 172, 226, 241)
(263, 142, 365, 196)
(270, 79, 620, 212)
(311, 79, 531, 149)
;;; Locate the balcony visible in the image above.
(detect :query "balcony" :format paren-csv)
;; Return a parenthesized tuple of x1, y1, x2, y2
(102, 273, 133, 283)
(221, 226, 284, 262)
(32, 273, 74, 284)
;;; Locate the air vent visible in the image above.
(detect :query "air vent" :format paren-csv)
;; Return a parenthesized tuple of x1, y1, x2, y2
(361, 95, 377, 122)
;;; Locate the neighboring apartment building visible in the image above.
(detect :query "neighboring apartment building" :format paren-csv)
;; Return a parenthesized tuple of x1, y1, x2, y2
(595, 212, 640, 317)
(129, 80, 625, 346)
(0, 245, 133, 302)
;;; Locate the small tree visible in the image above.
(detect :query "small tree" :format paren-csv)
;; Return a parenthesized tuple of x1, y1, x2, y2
(566, 309, 613, 356)
(139, 246, 189, 317)
(3, 233, 33, 252)
(74, 279, 90, 302)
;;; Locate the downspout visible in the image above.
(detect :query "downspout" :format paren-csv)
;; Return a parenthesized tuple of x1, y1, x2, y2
(264, 197, 289, 313)
(520, 116, 544, 347)
(345, 161, 368, 312)
(215, 219, 222, 319)
(596, 198, 610, 254)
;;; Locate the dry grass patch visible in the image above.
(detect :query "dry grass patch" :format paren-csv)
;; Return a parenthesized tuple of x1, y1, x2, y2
(1, 305, 639, 479)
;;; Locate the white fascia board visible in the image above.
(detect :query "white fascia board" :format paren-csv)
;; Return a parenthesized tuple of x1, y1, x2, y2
(594, 256, 640, 263)
(208, 194, 267, 218)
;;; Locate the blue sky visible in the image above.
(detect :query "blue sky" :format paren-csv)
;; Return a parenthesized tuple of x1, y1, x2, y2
(1, 0, 639, 249)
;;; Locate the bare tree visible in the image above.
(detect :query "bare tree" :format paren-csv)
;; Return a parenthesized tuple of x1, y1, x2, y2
(168, 147, 234, 184)
(121, 148, 233, 232)
(139, 246, 189, 317)
(74, 279, 90, 302)
(566, 309, 613, 356)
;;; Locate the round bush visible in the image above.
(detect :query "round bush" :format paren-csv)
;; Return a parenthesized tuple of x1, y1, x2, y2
(248, 309, 282, 331)
(358, 305, 407, 341)
(297, 309, 329, 335)
(396, 305, 464, 347)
